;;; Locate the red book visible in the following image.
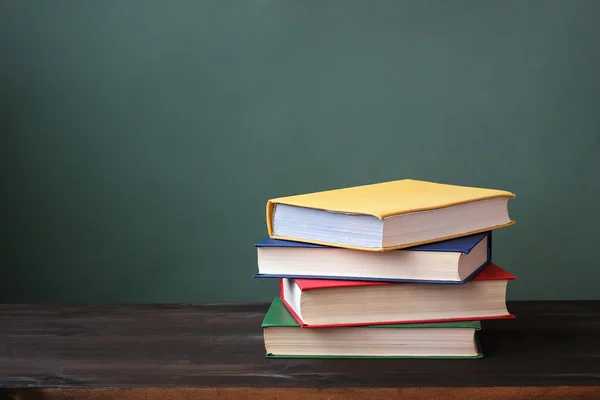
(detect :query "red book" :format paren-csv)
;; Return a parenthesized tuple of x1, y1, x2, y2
(280, 263, 515, 328)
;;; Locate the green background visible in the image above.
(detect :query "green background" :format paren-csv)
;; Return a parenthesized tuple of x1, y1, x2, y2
(1, 1, 598, 303)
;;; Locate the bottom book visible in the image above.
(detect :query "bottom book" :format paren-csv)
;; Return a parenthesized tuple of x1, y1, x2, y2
(262, 297, 483, 359)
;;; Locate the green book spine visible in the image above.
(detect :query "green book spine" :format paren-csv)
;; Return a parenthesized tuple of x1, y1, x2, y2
(262, 298, 483, 359)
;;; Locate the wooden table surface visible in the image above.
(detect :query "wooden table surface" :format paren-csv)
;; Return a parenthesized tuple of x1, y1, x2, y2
(0, 300, 599, 399)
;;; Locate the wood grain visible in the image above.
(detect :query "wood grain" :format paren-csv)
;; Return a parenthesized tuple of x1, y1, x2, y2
(3, 387, 600, 400)
(0, 301, 599, 389)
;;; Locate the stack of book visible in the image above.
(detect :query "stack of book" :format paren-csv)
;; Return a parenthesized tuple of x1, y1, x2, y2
(254, 179, 516, 359)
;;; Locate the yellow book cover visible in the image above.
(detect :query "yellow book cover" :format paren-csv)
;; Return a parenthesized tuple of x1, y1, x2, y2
(266, 179, 515, 251)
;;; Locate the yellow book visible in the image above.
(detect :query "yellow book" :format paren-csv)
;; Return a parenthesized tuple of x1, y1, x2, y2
(266, 179, 515, 251)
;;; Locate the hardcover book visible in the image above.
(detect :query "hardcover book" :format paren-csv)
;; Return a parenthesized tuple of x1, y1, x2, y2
(263, 297, 483, 359)
(280, 263, 515, 328)
(266, 179, 515, 251)
(254, 232, 491, 284)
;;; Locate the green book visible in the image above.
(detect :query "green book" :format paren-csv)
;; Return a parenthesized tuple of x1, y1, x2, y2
(262, 297, 483, 359)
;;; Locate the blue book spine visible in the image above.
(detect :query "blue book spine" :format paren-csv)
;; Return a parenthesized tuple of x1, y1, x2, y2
(253, 232, 492, 285)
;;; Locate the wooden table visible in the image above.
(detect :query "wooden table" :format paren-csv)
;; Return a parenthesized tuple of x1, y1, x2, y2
(0, 301, 599, 399)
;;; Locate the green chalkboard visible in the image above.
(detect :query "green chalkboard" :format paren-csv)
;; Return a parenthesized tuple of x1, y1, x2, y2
(0, 1, 598, 303)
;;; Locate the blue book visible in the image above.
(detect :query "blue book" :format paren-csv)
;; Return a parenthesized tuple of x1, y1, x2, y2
(254, 232, 491, 284)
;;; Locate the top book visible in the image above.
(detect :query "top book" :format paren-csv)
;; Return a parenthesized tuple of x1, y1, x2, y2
(266, 179, 515, 251)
